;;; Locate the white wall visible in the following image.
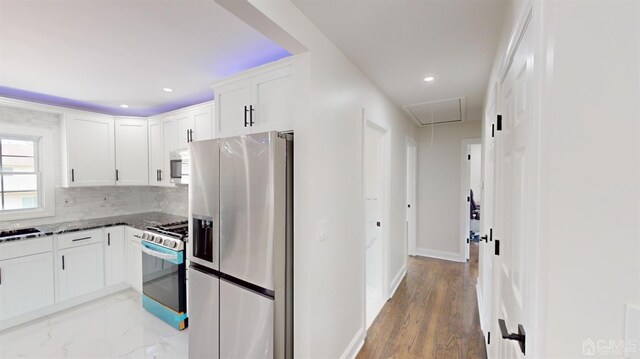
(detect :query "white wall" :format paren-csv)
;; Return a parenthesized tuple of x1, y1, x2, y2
(0, 105, 188, 230)
(536, 1, 640, 357)
(415, 121, 480, 261)
(218, 1, 417, 357)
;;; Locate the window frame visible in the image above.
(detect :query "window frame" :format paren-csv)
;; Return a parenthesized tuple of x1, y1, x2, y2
(0, 124, 55, 221)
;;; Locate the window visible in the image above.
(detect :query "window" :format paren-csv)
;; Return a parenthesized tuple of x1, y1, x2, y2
(0, 138, 39, 211)
(0, 122, 54, 220)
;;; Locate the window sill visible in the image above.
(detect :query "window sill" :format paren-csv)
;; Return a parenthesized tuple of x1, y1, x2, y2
(0, 207, 55, 222)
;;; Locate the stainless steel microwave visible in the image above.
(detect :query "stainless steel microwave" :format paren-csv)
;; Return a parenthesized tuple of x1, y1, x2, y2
(170, 149, 189, 185)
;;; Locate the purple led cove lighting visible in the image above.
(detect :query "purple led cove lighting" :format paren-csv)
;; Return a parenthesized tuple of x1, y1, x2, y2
(0, 49, 291, 116)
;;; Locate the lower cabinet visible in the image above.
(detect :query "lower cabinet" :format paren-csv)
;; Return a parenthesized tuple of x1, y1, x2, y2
(0, 252, 55, 321)
(56, 243, 105, 302)
(125, 227, 143, 293)
(104, 226, 126, 287)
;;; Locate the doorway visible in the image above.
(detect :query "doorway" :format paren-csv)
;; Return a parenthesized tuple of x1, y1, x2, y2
(461, 139, 482, 262)
(406, 137, 417, 257)
(363, 116, 389, 329)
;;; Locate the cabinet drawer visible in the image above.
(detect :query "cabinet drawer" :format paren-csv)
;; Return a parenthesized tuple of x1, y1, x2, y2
(57, 229, 103, 250)
(0, 237, 53, 261)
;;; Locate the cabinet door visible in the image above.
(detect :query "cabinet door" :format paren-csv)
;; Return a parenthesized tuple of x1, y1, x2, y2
(104, 226, 126, 287)
(125, 227, 143, 293)
(176, 112, 195, 151)
(0, 252, 55, 321)
(192, 104, 214, 141)
(65, 113, 115, 186)
(251, 66, 294, 132)
(214, 79, 251, 138)
(161, 117, 177, 186)
(148, 119, 164, 185)
(57, 244, 104, 302)
(115, 118, 148, 186)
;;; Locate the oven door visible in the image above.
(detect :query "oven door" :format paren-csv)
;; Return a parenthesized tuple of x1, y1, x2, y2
(141, 240, 186, 313)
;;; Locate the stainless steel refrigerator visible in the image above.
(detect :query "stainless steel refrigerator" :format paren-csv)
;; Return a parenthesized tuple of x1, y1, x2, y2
(188, 132, 293, 359)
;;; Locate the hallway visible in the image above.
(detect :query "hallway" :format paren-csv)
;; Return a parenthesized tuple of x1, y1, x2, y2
(357, 243, 485, 359)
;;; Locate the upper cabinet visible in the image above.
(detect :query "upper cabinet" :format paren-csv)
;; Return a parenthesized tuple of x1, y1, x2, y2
(148, 102, 213, 186)
(114, 118, 148, 186)
(61, 112, 115, 187)
(212, 58, 294, 138)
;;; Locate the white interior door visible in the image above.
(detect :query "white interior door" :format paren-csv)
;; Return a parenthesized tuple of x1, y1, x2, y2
(492, 15, 535, 359)
(406, 139, 417, 256)
(365, 123, 384, 328)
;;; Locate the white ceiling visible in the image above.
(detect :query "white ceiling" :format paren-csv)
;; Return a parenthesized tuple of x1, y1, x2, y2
(0, 0, 290, 116)
(293, 0, 507, 122)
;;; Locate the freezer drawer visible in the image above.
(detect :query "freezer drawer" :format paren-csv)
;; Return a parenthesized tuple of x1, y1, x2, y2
(188, 265, 219, 359)
(220, 279, 274, 359)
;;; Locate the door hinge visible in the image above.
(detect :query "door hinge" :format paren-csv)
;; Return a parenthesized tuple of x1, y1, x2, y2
(495, 239, 500, 256)
(496, 114, 503, 131)
(468, 154, 471, 160)
(467, 196, 470, 202)
(491, 124, 495, 138)
(488, 331, 491, 344)
(467, 237, 470, 244)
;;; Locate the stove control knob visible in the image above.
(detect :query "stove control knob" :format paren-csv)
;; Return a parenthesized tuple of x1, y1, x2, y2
(169, 241, 178, 248)
(163, 239, 171, 247)
(155, 237, 163, 244)
(142, 233, 150, 241)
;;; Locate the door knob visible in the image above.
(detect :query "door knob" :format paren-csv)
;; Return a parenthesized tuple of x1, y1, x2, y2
(498, 319, 526, 354)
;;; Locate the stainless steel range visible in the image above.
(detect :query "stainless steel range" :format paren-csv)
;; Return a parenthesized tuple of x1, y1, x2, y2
(140, 220, 188, 330)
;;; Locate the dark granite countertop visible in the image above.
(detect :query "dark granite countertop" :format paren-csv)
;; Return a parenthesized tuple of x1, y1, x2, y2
(0, 212, 187, 244)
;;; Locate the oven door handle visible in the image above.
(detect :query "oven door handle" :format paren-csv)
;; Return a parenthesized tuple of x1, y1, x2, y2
(141, 241, 182, 264)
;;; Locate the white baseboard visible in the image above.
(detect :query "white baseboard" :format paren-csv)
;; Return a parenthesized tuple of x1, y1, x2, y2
(388, 264, 407, 299)
(0, 282, 130, 332)
(340, 327, 365, 359)
(414, 247, 465, 262)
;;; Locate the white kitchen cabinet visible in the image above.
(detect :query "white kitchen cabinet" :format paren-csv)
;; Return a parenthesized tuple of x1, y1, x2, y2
(0, 252, 55, 321)
(115, 118, 148, 186)
(148, 116, 175, 187)
(61, 111, 115, 187)
(215, 79, 252, 137)
(125, 227, 143, 293)
(104, 226, 126, 287)
(175, 103, 214, 150)
(212, 58, 294, 138)
(56, 242, 105, 302)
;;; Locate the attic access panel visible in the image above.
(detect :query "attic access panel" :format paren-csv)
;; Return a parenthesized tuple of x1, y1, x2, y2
(403, 97, 466, 126)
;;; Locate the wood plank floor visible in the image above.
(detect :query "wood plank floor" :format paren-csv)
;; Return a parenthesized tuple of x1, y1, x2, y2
(357, 243, 486, 359)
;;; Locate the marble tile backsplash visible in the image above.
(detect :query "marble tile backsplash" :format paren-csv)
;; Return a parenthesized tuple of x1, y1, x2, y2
(0, 105, 188, 230)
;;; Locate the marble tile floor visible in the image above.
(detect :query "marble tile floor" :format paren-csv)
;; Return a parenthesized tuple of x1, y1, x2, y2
(0, 290, 188, 359)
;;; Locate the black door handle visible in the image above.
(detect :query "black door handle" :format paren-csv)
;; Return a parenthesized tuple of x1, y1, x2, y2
(62, 255, 65, 270)
(158, 169, 162, 181)
(71, 169, 75, 182)
(108, 232, 111, 246)
(498, 319, 526, 354)
(481, 235, 488, 242)
(244, 106, 249, 127)
(249, 105, 255, 126)
(116, 169, 119, 181)
(186, 129, 190, 143)
(189, 129, 193, 142)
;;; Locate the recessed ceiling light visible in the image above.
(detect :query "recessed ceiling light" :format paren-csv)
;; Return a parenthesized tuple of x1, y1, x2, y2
(120, 104, 129, 108)
(163, 88, 174, 92)
(424, 76, 435, 82)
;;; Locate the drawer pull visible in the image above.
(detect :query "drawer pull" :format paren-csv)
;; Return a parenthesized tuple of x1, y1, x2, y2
(72, 236, 92, 242)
